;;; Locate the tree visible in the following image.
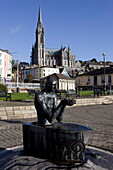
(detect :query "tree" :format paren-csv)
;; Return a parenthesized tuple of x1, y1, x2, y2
(27, 74, 34, 83)
(0, 84, 7, 92)
(90, 58, 97, 63)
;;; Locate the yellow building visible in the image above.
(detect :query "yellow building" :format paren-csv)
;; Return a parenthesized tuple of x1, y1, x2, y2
(76, 67, 113, 90)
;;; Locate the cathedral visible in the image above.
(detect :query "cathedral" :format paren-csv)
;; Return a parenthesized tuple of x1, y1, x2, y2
(31, 8, 76, 69)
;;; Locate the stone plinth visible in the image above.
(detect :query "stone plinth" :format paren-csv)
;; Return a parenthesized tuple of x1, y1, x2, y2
(23, 122, 92, 165)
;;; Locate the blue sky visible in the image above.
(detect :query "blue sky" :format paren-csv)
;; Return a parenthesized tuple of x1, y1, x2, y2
(0, 0, 113, 63)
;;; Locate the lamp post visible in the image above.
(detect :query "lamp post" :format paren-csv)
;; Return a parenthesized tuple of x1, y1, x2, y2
(102, 53, 106, 93)
(16, 60, 20, 93)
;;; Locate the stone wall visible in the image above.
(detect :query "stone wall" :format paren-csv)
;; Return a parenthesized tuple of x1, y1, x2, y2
(0, 96, 113, 120)
(0, 106, 37, 120)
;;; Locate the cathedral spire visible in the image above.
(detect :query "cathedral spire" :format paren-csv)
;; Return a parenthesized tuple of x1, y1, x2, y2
(38, 7, 42, 24)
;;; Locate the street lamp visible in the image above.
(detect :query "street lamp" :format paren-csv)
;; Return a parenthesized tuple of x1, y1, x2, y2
(16, 60, 20, 92)
(102, 53, 106, 93)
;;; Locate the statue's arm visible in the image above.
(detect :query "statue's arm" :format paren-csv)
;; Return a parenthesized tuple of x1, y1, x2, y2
(34, 94, 53, 123)
(35, 94, 67, 123)
(35, 93, 75, 123)
(51, 100, 67, 121)
(51, 98, 76, 122)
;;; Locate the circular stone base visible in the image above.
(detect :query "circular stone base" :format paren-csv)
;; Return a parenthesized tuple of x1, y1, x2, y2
(0, 146, 113, 170)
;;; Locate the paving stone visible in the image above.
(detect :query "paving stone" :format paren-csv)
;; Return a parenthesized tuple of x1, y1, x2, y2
(14, 110, 22, 114)
(0, 101, 113, 169)
(6, 111, 14, 115)
(5, 107, 13, 111)
(0, 107, 6, 111)
(0, 115, 7, 120)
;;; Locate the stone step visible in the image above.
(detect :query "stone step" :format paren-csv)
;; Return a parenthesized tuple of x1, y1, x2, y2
(0, 96, 113, 120)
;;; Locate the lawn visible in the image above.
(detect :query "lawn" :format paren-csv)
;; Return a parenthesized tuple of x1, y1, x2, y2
(0, 93, 35, 101)
(79, 90, 93, 96)
(0, 91, 94, 101)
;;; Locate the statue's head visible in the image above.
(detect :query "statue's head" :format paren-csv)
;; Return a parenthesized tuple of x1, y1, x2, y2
(45, 77, 57, 92)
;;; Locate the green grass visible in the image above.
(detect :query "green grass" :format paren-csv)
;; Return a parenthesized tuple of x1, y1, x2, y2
(0, 91, 94, 101)
(57, 91, 93, 96)
(0, 93, 34, 101)
(79, 91, 93, 96)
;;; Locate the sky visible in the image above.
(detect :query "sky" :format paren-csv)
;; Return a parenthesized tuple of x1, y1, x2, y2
(0, 0, 113, 63)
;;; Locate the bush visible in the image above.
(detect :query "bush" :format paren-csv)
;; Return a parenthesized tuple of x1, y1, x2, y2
(0, 84, 8, 93)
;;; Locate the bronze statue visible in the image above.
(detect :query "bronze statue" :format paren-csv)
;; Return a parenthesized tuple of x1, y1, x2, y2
(34, 77, 76, 126)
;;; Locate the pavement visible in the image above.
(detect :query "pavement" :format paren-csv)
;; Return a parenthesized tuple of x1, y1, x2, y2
(0, 101, 113, 169)
(0, 99, 34, 107)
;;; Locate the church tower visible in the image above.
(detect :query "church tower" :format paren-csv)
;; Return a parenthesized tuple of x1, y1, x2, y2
(31, 7, 45, 66)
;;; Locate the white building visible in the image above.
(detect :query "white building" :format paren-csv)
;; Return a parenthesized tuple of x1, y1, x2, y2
(0, 49, 13, 84)
(41, 73, 75, 91)
(39, 66, 60, 78)
(20, 66, 60, 82)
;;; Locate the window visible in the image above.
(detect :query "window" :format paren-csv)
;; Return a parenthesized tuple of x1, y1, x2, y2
(40, 34, 43, 44)
(0, 68, 2, 75)
(86, 76, 90, 85)
(101, 75, 104, 84)
(108, 75, 111, 84)
(0, 53, 2, 57)
(94, 76, 97, 85)
(64, 61, 66, 65)
(78, 79, 80, 85)
(0, 60, 2, 65)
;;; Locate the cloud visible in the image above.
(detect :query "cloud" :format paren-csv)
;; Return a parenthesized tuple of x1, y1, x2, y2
(10, 26, 21, 34)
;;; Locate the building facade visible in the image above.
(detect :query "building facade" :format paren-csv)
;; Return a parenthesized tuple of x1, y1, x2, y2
(41, 73, 75, 91)
(0, 49, 12, 84)
(31, 8, 76, 68)
(20, 66, 60, 82)
(75, 67, 113, 90)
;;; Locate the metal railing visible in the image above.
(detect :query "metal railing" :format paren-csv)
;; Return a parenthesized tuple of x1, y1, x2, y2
(5, 82, 40, 88)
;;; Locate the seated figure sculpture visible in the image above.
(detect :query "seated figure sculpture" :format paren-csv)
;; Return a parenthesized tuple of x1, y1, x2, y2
(34, 77, 76, 126)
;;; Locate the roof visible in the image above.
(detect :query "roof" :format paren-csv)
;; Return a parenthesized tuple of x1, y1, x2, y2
(41, 73, 75, 80)
(78, 67, 113, 76)
(45, 49, 60, 55)
(0, 49, 9, 53)
(45, 47, 74, 56)
(55, 73, 74, 80)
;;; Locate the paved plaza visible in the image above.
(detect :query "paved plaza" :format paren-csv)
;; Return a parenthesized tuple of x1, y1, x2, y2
(1, 103, 113, 152)
(0, 102, 113, 169)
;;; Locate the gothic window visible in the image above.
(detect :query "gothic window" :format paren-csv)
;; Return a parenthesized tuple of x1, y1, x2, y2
(47, 60, 49, 66)
(48, 60, 50, 66)
(40, 34, 43, 43)
(64, 61, 66, 65)
(64, 52, 68, 59)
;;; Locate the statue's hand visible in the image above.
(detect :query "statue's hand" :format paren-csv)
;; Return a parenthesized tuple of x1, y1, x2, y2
(61, 99, 76, 106)
(66, 99, 76, 106)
